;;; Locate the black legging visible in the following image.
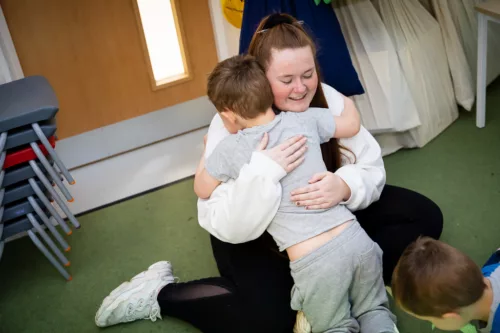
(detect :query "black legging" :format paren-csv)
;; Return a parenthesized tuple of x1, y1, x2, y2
(158, 185, 443, 333)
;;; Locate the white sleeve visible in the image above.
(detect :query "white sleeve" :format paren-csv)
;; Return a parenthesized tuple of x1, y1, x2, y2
(322, 83, 386, 211)
(197, 114, 285, 243)
(197, 152, 285, 243)
(204, 113, 230, 158)
(321, 82, 345, 115)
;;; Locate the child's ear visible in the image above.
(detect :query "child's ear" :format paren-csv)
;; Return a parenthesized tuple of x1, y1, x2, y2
(220, 108, 237, 124)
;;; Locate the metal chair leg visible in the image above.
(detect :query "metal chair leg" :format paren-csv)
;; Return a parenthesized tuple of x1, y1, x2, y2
(30, 142, 73, 202)
(32, 123, 75, 184)
(29, 178, 72, 235)
(28, 196, 70, 252)
(0, 151, 5, 170)
(29, 161, 80, 229)
(0, 132, 7, 152)
(27, 213, 70, 267)
(0, 170, 4, 189)
(27, 230, 71, 281)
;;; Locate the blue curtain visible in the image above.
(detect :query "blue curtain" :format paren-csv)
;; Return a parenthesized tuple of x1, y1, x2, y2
(239, 0, 364, 97)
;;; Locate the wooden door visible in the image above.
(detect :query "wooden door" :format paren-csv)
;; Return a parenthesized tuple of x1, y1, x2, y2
(0, 0, 218, 138)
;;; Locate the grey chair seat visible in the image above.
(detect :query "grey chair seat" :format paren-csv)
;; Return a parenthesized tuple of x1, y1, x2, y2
(3, 159, 53, 187)
(3, 179, 46, 205)
(3, 198, 44, 223)
(0, 76, 58, 133)
(2, 213, 46, 240)
(5, 119, 56, 151)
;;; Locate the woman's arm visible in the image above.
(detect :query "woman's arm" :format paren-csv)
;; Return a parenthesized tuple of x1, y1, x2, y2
(197, 114, 307, 243)
(197, 151, 285, 243)
(324, 82, 385, 210)
(322, 82, 385, 210)
(336, 126, 386, 210)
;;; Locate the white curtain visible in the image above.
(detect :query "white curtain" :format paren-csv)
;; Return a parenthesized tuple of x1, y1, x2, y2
(0, 5, 23, 85)
(418, 0, 434, 15)
(372, 0, 458, 152)
(431, 0, 475, 111)
(334, 0, 421, 134)
(436, 0, 500, 87)
(333, 0, 458, 155)
(416, 0, 500, 112)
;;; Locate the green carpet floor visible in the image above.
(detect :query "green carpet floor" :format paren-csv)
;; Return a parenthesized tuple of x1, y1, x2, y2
(1, 80, 499, 333)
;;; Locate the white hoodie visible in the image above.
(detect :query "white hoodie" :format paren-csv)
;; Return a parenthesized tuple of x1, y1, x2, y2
(197, 83, 386, 244)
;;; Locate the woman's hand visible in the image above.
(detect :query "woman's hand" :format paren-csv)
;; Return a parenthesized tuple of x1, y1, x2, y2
(256, 133, 307, 173)
(290, 172, 351, 210)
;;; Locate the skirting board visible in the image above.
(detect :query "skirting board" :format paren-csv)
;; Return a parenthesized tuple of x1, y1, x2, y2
(55, 96, 216, 170)
(52, 127, 206, 217)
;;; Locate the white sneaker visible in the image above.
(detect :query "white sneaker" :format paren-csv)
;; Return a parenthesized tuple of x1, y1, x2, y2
(95, 261, 175, 327)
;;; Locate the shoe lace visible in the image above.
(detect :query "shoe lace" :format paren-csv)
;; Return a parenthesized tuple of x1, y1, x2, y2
(149, 303, 161, 322)
(125, 290, 161, 322)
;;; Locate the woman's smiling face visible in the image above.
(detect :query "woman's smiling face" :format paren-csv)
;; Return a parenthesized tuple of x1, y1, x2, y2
(265, 46, 318, 112)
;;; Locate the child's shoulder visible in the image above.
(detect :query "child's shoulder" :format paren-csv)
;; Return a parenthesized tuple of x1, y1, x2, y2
(282, 107, 328, 121)
(284, 109, 332, 130)
(211, 133, 241, 156)
(219, 132, 240, 144)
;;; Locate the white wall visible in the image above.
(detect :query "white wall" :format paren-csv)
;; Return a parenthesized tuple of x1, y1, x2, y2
(207, 0, 240, 61)
(222, 18, 240, 57)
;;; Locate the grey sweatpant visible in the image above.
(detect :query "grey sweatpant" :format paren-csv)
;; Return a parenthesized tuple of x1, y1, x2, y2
(290, 221, 397, 333)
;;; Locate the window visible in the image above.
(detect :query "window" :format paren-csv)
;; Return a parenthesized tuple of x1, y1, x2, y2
(135, 0, 190, 89)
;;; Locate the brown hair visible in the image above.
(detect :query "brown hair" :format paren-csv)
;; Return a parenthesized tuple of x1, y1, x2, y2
(392, 237, 486, 317)
(207, 54, 274, 119)
(247, 13, 352, 171)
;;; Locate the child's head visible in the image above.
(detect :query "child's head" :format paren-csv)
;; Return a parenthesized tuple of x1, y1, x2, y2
(207, 54, 274, 133)
(392, 237, 487, 330)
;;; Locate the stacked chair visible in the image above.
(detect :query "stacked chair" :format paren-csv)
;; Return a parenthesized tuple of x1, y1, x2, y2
(0, 76, 80, 281)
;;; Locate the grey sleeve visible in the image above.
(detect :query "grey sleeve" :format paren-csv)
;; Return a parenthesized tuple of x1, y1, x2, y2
(205, 138, 237, 182)
(309, 108, 336, 143)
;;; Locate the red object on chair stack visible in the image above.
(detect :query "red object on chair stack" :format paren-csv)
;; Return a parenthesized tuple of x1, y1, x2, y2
(4, 136, 56, 169)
